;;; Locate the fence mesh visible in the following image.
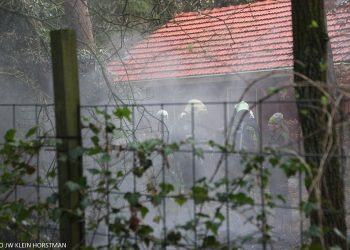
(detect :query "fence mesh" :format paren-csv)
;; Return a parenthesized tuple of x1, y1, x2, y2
(0, 100, 349, 249)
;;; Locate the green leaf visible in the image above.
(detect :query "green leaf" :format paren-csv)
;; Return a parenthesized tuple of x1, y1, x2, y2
(91, 135, 99, 146)
(310, 20, 319, 28)
(215, 210, 225, 222)
(229, 192, 254, 206)
(5, 129, 16, 142)
(267, 87, 279, 95)
(164, 143, 179, 155)
(191, 186, 209, 204)
(88, 123, 100, 134)
(114, 107, 131, 122)
(194, 148, 204, 158)
(46, 193, 59, 204)
(159, 183, 174, 195)
(320, 63, 327, 72)
(124, 192, 141, 206)
(138, 224, 153, 236)
(174, 195, 187, 206)
(25, 127, 37, 138)
(300, 109, 308, 116)
(166, 231, 182, 244)
(99, 153, 111, 163)
(139, 206, 149, 219)
(133, 167, 145, 177)
(106, 122, 115, 133)
(153, 215, 161, 223)
(304, 225, 322, 238)
(65, 181, 81, 192)
(202, 235, 221, 248)
(320, 96, 328, 106)
(301, 201, 318, 214)
(143, 138, 161, 151)
(269, 157, 279, 167)
(69, 146, 85, 160)
(205, 221, 220, 235)
(117, 170, 124, 178)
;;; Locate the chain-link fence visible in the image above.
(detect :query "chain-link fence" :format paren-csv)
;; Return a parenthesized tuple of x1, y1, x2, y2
(0, 100, 349, 249)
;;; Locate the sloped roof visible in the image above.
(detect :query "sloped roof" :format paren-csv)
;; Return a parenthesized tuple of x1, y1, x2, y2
(108, 0, 350, 82)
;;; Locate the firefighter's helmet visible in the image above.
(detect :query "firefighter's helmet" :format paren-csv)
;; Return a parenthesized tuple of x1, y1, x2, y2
(183, 99, 207, 114)
(156, 109, 168, 120)
(234, 101, 250, 112)
(234, 101, 255, 119)
(268, 112, 284, 125)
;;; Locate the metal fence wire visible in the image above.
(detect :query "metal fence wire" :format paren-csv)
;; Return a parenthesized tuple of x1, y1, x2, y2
(0, 100, 349, 249)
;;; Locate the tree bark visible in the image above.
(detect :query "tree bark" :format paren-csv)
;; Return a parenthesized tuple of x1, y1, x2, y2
(291, 0, 347, 249)
(63, 0, 94, 48)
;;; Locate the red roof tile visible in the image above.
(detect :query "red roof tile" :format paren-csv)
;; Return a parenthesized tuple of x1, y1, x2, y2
(108, 0, 350, 82)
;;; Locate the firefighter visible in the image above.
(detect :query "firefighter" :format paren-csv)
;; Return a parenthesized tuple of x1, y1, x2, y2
(266, 112, 292, 238)
(228, 101, 260, 188)
(156, 109, 169, 142)
(171, 99, 209, 190)
(267, 112, 289, 147)
(231, 101, 260, 153)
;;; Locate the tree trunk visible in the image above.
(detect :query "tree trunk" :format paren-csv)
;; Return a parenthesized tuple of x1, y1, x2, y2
(63, 0, 94, 48)
(291, 0, 347, 249)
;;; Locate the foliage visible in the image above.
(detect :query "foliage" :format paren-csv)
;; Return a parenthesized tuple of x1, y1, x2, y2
(0, 107, 328, 249)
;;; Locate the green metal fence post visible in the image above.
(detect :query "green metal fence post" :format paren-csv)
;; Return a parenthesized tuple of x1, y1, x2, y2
(50, 29, 85, 249)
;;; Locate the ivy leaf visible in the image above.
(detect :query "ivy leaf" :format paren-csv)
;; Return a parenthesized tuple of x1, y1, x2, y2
(5, 129, 16, 142)
(191, 186, 209, 204)
(174, 195, 187, 206)
(139, 206, 149, 219)
(215, 209, 225, 222)
(99, 153, 111, 163)
(124, 192, 141, 206)
(269, 157, 279, 167)
(166, 231, 182, 245)
(194, 148, 204, 158)
(159, 183, 174, 196)
(205, 221, 220, 235)
(114, 107, 131, 122)
(88, 123, 100, 134)
(69, 146, 85, 160)
(46, 193, 59, 204)
(153, 216, 161, 223)
(304, 225, 322, 238)
(25, 127, 37, 138)
(164, 143, 179, 155)
(202, 235, 221, 248)
(229, 192, 254, 206)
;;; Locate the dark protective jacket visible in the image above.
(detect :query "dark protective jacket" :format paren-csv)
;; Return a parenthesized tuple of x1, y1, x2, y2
(231, 110, 260, 152)
(267, 123, 289, 148)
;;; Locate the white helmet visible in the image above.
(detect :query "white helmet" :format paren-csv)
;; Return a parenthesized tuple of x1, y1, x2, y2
(156, 109, 168, 120)
(234, 101, 254, 118)
(234, 101, 249, 112)
(184, 99, 207, 114)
